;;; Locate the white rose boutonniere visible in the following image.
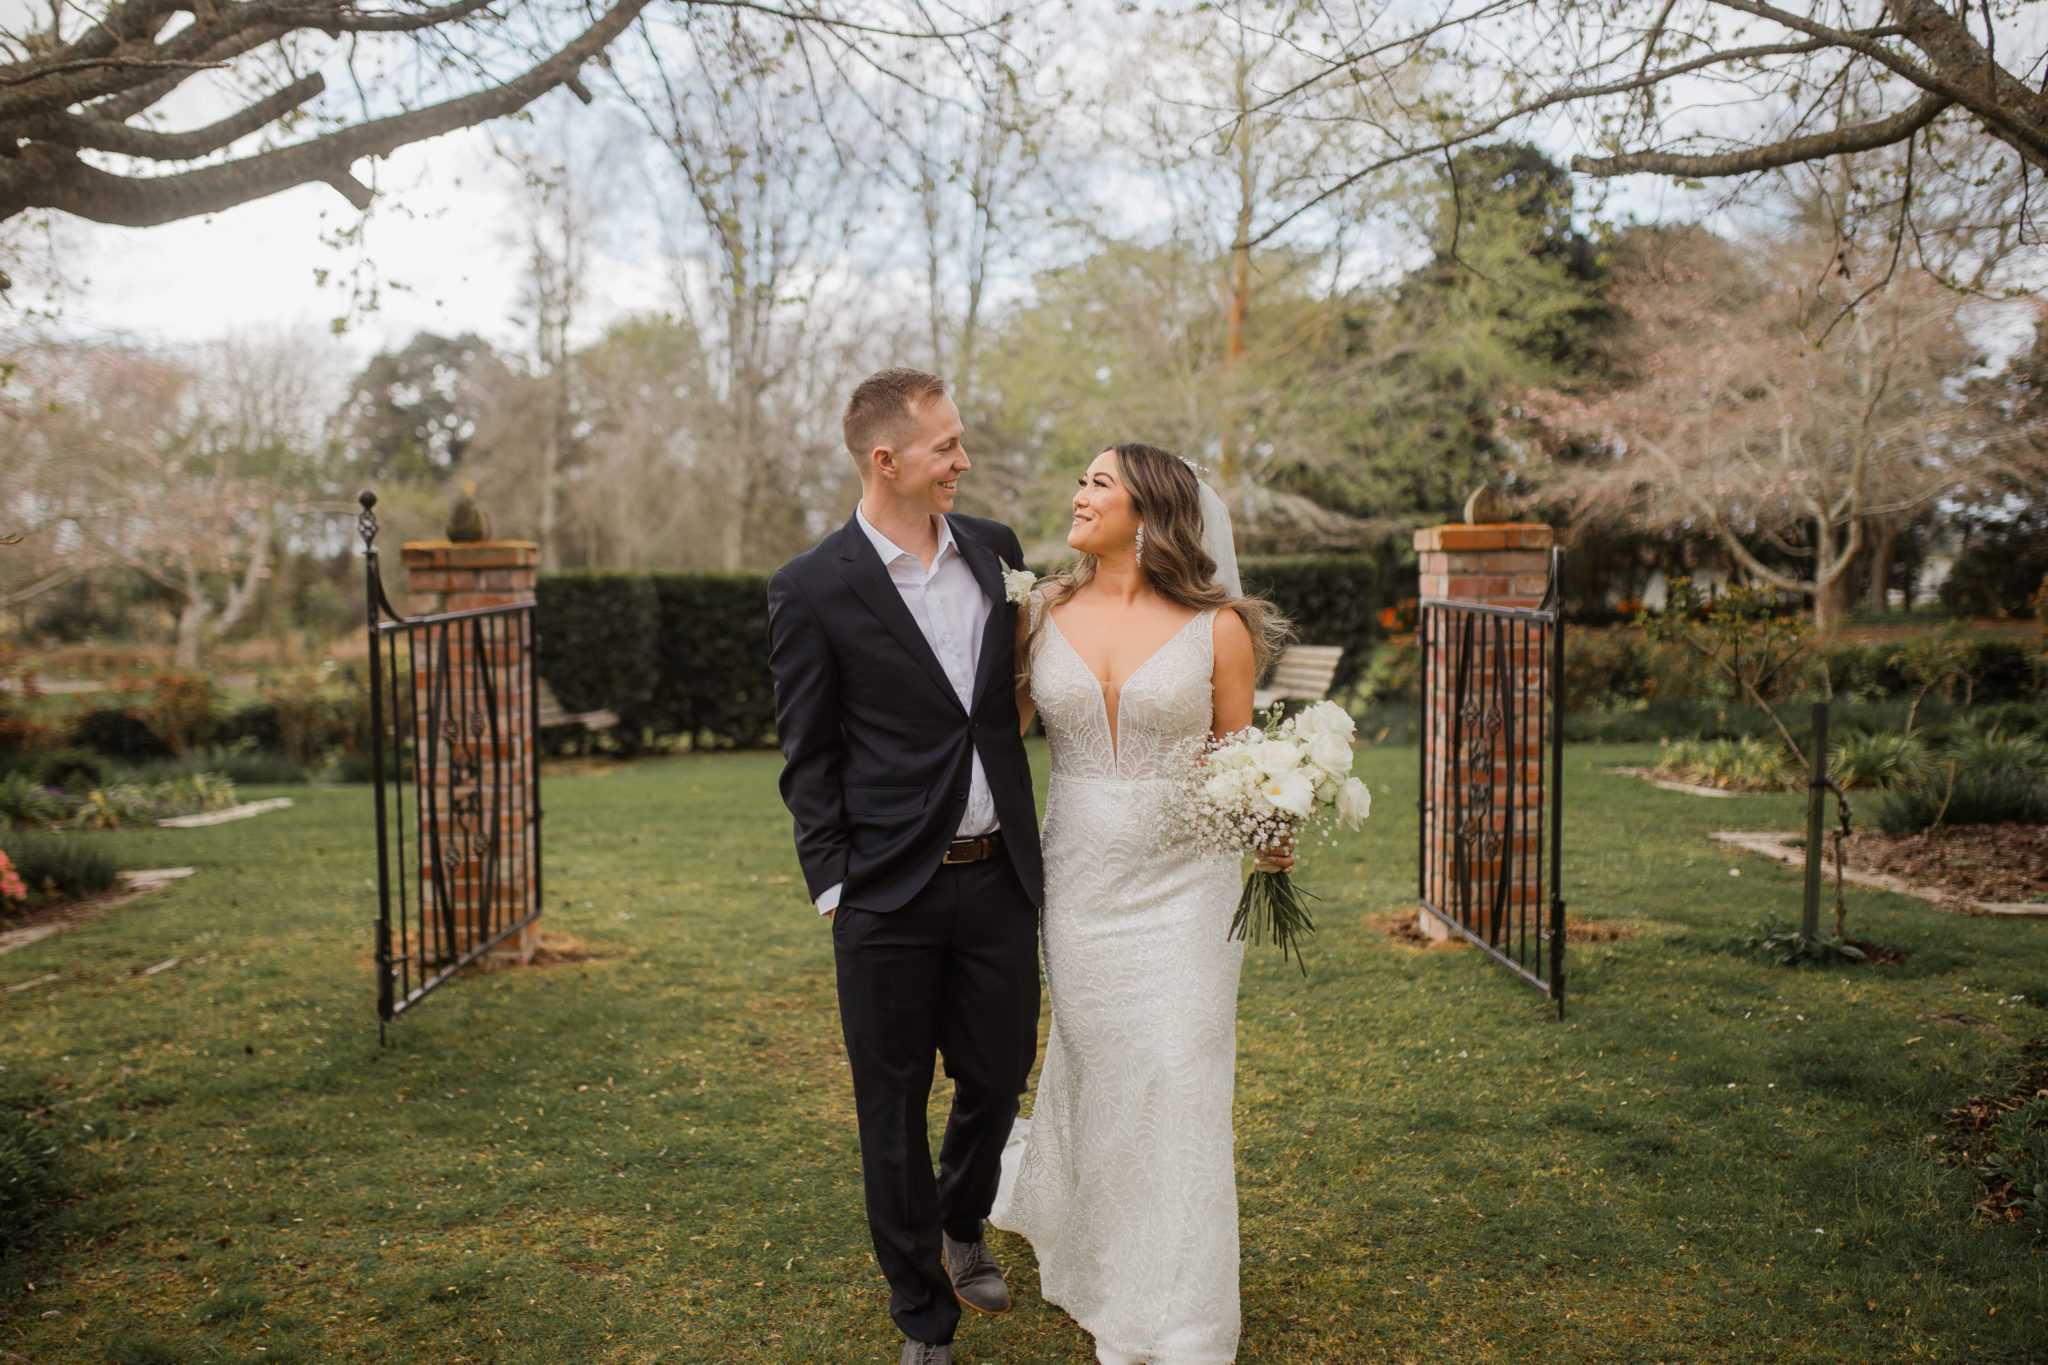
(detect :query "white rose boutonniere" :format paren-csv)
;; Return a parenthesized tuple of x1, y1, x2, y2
(1002, 567, 1036, 606)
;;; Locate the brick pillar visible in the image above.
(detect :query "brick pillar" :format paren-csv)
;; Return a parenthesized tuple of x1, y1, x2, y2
(400, 541, 541, 964)
(1414, 523, 1554, 941)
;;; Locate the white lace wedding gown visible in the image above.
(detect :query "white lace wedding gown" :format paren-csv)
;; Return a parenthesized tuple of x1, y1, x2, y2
(992, 605, 1244, 1365)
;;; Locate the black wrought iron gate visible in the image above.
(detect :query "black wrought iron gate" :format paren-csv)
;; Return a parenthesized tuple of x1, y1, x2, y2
(360, 491, 542, 1040)
(1417, 553, 1567, 1016)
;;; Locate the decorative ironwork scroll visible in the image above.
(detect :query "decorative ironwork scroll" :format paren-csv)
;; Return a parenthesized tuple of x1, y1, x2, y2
(1418, 550, 1567, 1016)
(361, 490, 542, 1041)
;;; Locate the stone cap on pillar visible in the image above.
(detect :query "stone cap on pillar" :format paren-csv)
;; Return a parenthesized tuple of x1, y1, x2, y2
(1413, 524, 1554, 553)
(1414, 523, 1555, 607)
(401, 541, 541, 569)
(400, 541, 540, 617)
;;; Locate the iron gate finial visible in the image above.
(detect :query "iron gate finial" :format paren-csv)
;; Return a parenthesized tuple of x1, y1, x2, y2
(358, 489, 379, 551)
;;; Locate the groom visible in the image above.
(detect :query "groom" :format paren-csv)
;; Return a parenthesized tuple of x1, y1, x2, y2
(767, 368, 1044, 1365)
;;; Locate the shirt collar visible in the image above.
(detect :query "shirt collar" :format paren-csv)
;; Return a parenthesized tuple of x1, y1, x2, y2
(855, 504, 956, 569)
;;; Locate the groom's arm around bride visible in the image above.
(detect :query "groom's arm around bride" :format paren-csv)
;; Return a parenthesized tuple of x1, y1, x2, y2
(765, 367, 1044, 1365)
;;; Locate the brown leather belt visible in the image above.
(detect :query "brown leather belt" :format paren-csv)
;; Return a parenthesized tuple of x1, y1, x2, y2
(941, 833, 1004, 865)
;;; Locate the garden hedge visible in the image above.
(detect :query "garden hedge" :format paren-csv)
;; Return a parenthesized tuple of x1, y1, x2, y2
(534, 573, 661, 718)
(1238, 556, 1381, 694)
(534, 554, 1383, 748)
(634, 573, 777, 748)
(1817, 637, 2042, 705)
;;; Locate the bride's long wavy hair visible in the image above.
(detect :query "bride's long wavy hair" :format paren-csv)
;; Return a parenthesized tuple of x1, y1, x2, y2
(1022, 443, 1289, 686)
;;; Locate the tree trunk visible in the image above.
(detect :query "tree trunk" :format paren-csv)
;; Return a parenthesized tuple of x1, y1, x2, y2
(173, 597, 210, 671)
(1866, 517, 1898, 613)
(1218, 38, 1255, 483)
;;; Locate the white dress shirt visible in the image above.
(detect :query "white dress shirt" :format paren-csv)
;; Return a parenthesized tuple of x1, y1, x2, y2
(816, 506, 997, 914)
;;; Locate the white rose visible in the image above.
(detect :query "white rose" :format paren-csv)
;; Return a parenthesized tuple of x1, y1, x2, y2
(1259, 769, 1317, 818)
(1294, 700, 1356, 741)
(1002, 567, 1037, 605)
(1312, 771, 1340, 804)
(1251, 740, 1302, 776)
(1208, 743, 1256, 772)
(1305, 731, 1353, 778)
(1204, 770, 1248, 806)
(1336, 776, 1372, 826)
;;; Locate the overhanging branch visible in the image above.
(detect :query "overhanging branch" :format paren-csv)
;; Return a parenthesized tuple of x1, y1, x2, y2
(1572, 92, 1954, 178)
(15, 72, 325, 159)
(0, 0, 654, 225)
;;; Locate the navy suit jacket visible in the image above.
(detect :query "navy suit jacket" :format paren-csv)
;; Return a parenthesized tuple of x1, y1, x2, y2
(766, 512, 1044, 912)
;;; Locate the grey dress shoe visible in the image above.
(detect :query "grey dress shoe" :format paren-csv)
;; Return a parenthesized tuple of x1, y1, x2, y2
(943, 1229, 1013, 1314)
(901, 1339, 952, 1365)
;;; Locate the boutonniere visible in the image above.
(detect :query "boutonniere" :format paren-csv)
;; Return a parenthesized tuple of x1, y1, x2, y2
(1002, 567, 1036, 606)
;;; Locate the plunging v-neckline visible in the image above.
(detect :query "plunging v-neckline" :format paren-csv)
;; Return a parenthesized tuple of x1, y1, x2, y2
(1046, 609, 1205, 762)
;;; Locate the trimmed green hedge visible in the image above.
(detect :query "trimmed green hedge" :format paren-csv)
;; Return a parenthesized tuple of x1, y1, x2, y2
(634, 573, 777, 748)
(535, 554, 1384, 748)
(1818, 636, 2042, 705)
(1238, 555, 1381, 694)
(535, 573, 660, 717)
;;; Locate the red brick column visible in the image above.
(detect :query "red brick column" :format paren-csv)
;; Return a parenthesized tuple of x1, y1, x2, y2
(1414, 523, 1554, 941)
(400, 541, 541, 964)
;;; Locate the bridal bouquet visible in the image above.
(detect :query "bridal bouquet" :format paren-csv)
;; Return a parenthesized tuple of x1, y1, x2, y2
(1175, 701, 1371, 971)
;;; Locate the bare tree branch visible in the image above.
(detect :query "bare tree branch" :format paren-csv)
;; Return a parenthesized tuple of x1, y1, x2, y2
(12, 71, 324, 159)
(1573, 91, 1952, 178)
(0, 0, 653, 225)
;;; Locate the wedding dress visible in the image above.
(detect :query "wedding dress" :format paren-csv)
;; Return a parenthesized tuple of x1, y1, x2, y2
(992, 603, 1244, 1365)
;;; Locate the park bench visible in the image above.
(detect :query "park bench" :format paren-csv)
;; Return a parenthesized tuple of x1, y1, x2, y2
(1253, 644, 1345, 713)
(536, 678, 618, 733)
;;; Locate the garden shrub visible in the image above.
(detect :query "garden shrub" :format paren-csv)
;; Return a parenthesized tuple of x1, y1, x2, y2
(0, 830, 119, 899)
(1656, 736, 1794, 791)
(1869, 729, 2048, 833)
(1966, 638, 2042, 704)
(1238, 556, 1381, 693)
(143, 670, 219, 753)
(1817, 642, 1910, 701)
(634, 573, 777, 748)
(67, 708, 173, 763)
(122, 746, 310, 786)
(0, 773, 68, 828)
(535, 572, 659, 719)
(218, 690, 367, 768)
(0, 1106, 62, 1254)
(1562, 629, 1653, 710)
(1727, 910, 1867, 966)
(32, 747, 110, 793)
(1940, 522, 2048, 620)
(68, 775, 237, 829)
(1871, 772, 2048, 833)
(1945, 727, 2048, 777)
(1989, 1095, 2048, 1225)
(1829, 731, 1928, 790)
(1361, 635, 1421, 706)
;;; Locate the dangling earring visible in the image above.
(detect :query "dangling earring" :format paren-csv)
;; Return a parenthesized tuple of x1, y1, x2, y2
(1133, 524, 1145, 567)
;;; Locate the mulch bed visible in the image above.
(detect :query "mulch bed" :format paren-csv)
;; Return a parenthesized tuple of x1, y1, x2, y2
(1367, 909, 1636, 948)
(1841, 822, 2048, 908)
(1846, 938, 1911, 965)
(1943, 1042, 2048, 1225)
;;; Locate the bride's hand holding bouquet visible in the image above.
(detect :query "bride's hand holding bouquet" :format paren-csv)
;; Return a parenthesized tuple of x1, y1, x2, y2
(1174, 700, 1371, 971)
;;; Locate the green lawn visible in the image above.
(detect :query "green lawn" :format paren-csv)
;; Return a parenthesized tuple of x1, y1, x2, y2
(2, 744, 2044, 1363)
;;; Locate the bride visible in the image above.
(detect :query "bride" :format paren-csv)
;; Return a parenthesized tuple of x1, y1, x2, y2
(992, 442, 1288, 1365)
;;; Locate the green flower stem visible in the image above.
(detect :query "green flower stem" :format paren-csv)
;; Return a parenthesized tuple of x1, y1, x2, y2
(1229, 868, 1318, 976)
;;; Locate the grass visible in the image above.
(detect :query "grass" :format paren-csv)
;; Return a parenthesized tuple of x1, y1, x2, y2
(0, 744, 2044, 1362)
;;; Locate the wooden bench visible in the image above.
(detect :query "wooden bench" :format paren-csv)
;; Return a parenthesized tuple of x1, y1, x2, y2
(1253, 644, 1345, 713)
(536, 678, 619, 732)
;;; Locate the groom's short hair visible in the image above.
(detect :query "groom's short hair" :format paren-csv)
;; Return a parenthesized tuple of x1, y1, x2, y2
(843, 368, 949, 469)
